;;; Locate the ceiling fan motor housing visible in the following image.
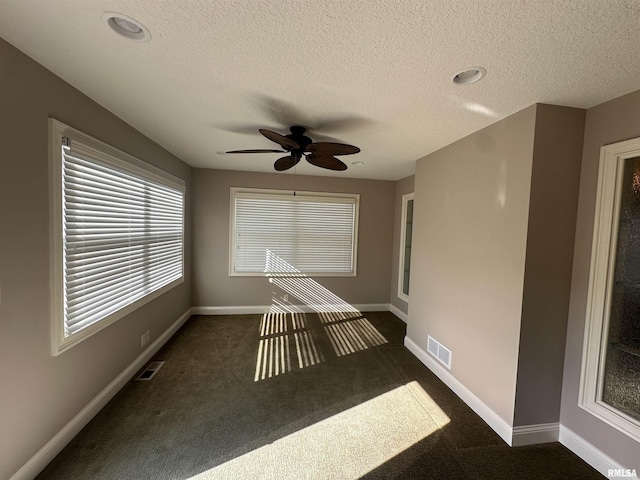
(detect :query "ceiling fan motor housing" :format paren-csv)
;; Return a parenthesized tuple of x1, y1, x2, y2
(286, 126, 312, 157)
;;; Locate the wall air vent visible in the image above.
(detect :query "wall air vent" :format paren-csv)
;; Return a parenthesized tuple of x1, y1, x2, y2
(136, 361, 165, 381)
(427, 335, 452, 369)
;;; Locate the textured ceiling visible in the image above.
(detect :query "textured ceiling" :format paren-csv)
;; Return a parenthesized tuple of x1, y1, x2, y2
(1, 1, 640, 180)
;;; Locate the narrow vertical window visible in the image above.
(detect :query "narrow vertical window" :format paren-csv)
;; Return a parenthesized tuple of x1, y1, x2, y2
(601, 157, 640, 421)
(398, 193, 414, 302)
(580, 137, 640, 441)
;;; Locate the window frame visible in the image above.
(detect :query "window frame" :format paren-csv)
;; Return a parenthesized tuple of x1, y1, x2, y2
(49, 119, 186, 355)
(579, 136, 640, 441)
(398, 192, 414, 302)
(229, 187, 359, 277)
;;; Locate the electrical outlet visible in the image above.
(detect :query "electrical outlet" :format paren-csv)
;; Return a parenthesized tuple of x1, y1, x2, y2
(141, 333, 146, 348)
(283, 294, 289, 302)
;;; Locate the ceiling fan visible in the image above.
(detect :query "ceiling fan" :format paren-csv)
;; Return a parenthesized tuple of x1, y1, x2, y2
(225, 126, 360, 171)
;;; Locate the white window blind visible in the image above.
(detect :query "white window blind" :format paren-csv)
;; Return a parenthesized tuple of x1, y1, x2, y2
(231, 189, 358, 276)
(50, 119, 185, 353)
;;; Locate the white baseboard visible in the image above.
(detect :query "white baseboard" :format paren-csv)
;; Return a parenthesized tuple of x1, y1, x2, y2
(191, 303, 392, 316)
(559, 426, 639, 479)
(511, 423, 559, 446)
(389, 304, 408, 323)
(404, 335, 514, 446)
(404, 335, 564, 448)
(10, 308, 192, 480)
(191, 305, 271, 315)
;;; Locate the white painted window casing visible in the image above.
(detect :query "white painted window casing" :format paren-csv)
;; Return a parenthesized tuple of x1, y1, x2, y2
(49, 119, 185, 355)
(398, 192, 414, 302)
(579, 136, 640, 442)
(230, 187, 359, 277)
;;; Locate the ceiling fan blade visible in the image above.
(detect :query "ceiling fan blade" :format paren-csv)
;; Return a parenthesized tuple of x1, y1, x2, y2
(305, 142, 360, 156)
(252, 95, 375, 134)
(217, 124, 272, 135)
(313, 116, 377, 133)
(225, 149, 285, 154)
(302, 132, 344, 143)
(259, 129, 300, 150)
(306, 153, 348, 171)
(274, 156, 301, 171)
(254, 94, 312, 127)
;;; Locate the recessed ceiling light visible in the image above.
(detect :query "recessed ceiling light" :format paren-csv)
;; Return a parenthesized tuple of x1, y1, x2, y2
(101, 12, 151, 42)
(452, 67, 486, 85)
(351, 161, 364, 166)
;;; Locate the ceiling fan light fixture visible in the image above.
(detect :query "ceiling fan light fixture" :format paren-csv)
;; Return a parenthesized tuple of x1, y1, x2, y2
(452, 67, 486, 85)
(102, 12, 151, 42)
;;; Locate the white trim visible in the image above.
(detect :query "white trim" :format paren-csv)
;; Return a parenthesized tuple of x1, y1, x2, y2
(397, 192, 414, 302)
(559, 425, 639, 479)
(511, 423, 559, 446)
(10, 308, 192, 480)
(48, 119, 186, 355)
(406, 336, 561, 447)
(403, 335, 513, 445)
(54, 279, 183, 356)
(49, 119, 185, 188)
(389, 304, 408, 323)
(579, 136, 640, 441)
(49, 120, 65, 356)
(191, 304, 391, 316)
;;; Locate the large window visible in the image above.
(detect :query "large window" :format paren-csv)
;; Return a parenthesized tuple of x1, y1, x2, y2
(580, 136, 640, 441)
(49, 120, 185, 355)
(230, 188, 359, 276)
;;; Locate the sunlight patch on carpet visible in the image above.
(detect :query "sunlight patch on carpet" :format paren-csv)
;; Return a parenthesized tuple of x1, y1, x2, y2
(254, 312, 324, 381)
(325, 317, 388, 357)
(256, 251, 388, 381)
(187, 381, 449, 479)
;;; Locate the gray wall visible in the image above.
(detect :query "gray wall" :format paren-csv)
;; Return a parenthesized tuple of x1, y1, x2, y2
(560, 89, 640, 467)
(408, 106, 537, 424)
(389, 175, 415, 316)
(407, 104, 586, 428)
(192, 168, 395, 308)
(513, 105, 585, 426)
(0, 39, 192, 479)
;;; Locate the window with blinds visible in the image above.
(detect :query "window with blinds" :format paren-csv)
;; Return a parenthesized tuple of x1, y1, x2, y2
(49, 119, 185, 354)
(230, 188, 359, 276)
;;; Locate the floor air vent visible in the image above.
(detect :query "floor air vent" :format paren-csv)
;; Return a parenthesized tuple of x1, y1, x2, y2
(136, 361, 165, 381)
(427, 335, 452, 369)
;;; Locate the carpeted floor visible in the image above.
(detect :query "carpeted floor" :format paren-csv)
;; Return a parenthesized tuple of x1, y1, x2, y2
(37, 312, 603, 479)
